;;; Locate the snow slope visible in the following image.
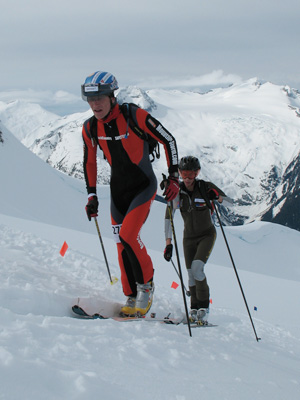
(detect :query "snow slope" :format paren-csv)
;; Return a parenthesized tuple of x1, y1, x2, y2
(1, 120, 300, 400)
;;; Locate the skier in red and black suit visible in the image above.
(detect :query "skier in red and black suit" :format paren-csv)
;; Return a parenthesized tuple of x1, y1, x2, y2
(81, 71, 179, 316)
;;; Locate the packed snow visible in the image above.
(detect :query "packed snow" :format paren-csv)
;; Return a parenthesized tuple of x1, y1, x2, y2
(1, 102, 300, 400)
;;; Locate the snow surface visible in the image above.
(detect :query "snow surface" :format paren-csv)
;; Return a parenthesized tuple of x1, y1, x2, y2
(1, 112, 300, 400)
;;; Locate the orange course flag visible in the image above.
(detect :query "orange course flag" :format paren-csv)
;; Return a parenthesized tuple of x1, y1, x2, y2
(171, 281, 179, 289)
(60, 241, 68, 257)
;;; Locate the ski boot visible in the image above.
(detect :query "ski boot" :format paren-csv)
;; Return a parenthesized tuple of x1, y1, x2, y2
(189, 308, 209, 326)
(196, 308, 209, 325)
(120, 296, 136, 316)
(135, 281, 154, 316)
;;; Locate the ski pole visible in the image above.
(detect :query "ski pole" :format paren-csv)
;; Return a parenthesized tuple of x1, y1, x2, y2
(94, 217, 117, 285)
(170, 259, 191, 297)
(214, 202, 261, 342)
(167, 203, 192, 337)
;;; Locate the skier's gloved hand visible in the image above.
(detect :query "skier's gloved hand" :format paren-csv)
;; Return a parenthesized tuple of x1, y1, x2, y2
(164, 244, 173, 262)
(85, 195, 99, 221)
(208, 189, 219, 200)
(163, 175, 179, 201)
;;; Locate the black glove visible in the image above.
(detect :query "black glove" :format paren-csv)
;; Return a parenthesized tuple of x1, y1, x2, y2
(164, 244, 173, 262)
(85, 195, 99, 221)
(208, 189, 219, 200)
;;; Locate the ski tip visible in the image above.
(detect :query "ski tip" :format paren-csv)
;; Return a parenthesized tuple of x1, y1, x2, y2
(72, 305, 89, 317)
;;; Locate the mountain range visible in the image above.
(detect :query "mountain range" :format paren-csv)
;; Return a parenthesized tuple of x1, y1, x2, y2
(1, 78, 300, 230)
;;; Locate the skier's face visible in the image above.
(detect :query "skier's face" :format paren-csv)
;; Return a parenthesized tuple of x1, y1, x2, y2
(179, 169, 200, 188)
(88, 95, 112, 120)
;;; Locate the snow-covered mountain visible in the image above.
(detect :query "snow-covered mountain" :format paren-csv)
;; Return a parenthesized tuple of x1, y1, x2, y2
(1, 116, 300, 400)
(1, 79, 300, 229)
(262, 151, 300, 228)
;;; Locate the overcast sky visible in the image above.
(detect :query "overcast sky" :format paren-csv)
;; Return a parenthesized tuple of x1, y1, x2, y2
(1, 0, 300, 114)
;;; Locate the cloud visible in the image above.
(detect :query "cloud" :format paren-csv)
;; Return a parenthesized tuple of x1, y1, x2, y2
(0, 89, 78, 104)
(1, 0, 300, 94)
(136, 70, 243, 90)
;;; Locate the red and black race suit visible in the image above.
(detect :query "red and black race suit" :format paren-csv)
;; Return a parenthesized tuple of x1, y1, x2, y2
(82, 104, 178, 296)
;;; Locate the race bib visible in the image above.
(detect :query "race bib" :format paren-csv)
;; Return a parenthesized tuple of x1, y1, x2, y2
(112, 224, 122, 243)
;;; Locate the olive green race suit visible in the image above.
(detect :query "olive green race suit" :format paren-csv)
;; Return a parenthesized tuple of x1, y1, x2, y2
(165, 179, 226, 309)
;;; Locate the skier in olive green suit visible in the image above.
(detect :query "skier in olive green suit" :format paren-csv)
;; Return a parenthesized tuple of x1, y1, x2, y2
(164, 156, 226, 322)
